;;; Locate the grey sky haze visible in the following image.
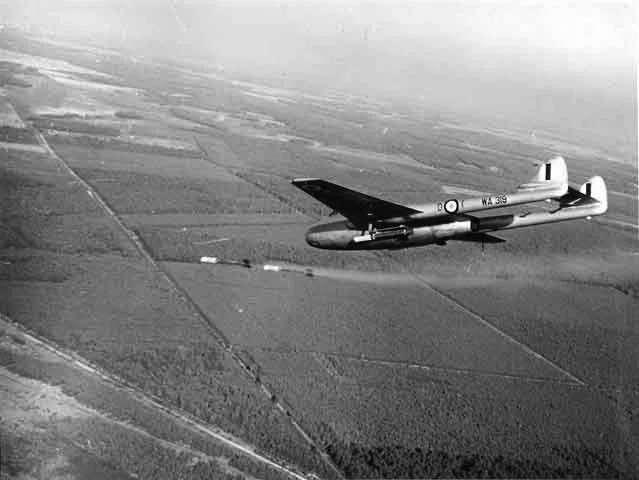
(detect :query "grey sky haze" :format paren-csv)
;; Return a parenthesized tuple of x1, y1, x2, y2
(1, 1, 636, 153)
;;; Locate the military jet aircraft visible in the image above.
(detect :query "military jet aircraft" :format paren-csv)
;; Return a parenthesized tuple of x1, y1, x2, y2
(292, 156, 607, 250)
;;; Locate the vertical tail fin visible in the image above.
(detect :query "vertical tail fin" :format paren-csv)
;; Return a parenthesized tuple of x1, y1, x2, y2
(580, 176, 607, 214)
(519, 156, 568, 196)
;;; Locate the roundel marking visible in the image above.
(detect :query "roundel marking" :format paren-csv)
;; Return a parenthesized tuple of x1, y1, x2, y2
(444, 199, 459, 214)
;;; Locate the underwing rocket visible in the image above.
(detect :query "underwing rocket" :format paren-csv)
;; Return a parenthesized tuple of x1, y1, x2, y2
(292, 156, 607, 250)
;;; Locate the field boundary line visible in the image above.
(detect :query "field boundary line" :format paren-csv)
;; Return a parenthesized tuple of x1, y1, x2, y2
(377, 253, 586, 386)
(1, 360, 259, 475)
(415, 273, 586, 386)
(158, 264, 344, 478)
(242, 345, 587, 387)
(419, 278, 586, 385)
(192, 135, 318, 220)
(190, 134, 345, 476)
(26, 120, 343, 479)
(0, 313, 308, 480)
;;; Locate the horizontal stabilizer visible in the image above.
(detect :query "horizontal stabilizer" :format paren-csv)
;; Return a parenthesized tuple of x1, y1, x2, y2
(558, 176, 607, 214)
(559, 186, 596, 207)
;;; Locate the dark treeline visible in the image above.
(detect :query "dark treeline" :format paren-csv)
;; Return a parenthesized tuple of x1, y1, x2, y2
(327, 441, 621, 478)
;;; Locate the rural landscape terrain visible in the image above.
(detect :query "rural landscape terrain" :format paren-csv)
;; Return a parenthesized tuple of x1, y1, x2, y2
(1, 27, 637, 479)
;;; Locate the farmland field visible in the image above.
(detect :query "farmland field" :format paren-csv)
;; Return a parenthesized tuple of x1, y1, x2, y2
(1, 28, 637, 479)
(163, 262, 574, 381)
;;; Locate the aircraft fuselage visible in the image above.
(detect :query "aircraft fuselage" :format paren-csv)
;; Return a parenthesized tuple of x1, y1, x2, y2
(305, 199, 606, 250)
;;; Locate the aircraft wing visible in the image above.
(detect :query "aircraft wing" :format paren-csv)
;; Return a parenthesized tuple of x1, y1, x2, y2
(292, 178, 421, 226)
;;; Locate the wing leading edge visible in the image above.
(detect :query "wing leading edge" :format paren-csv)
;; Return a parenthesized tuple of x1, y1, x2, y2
(291, 178, 421, 226)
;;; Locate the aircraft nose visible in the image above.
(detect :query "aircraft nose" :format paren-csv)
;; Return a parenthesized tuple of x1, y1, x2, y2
(304, 222, 350, 249)
(305, 228, 321, 247)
